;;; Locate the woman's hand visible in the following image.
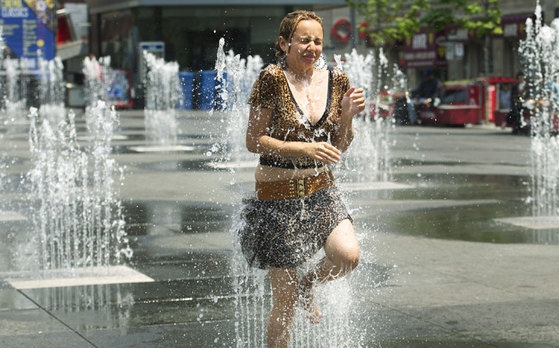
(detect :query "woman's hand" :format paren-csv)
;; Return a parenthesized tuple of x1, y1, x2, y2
(342, 87, 366, 120)
(304, 141, 342, 165)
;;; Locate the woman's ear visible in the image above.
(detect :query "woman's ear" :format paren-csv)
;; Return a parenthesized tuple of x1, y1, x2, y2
(278, 36, 289, 54)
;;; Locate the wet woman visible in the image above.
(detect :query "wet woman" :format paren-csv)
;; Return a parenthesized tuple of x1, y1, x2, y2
(240, 10, 365, 348)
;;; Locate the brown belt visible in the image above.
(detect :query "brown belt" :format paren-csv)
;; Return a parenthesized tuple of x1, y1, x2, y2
(255, 171, 335, 201)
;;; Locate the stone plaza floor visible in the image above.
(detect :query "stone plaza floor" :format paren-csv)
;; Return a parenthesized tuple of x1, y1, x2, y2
(1, 108, 558, 347)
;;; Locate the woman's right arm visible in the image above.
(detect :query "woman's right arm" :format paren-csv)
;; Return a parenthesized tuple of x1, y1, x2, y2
(246, 106, 299, 156)
(246, 106, 341, 164)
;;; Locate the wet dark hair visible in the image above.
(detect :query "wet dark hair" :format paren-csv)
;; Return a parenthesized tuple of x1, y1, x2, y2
(274, 10, 323, 63)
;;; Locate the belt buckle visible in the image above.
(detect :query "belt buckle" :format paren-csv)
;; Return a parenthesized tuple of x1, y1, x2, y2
(296, 178, 305, 198)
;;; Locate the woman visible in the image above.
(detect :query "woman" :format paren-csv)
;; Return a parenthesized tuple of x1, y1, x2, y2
(240, 10, 365, 347)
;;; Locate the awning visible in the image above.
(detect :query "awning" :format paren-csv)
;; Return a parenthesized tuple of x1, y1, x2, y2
(56, 10, 86, 60)
(57, 40, 87, 61)
(501, 13, 536, 38)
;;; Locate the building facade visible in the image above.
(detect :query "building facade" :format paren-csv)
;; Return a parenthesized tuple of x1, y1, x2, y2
(395, 0, 559, 88)
(84, 0, 355, 106)
(71, 0, 559, 105)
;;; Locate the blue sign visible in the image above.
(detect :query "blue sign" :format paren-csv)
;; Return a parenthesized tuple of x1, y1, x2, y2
(140, 41, 165, 54)
(0, 0, 56, 70)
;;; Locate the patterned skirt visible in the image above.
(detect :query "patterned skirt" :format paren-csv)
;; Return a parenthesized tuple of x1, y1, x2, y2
(238, 186, 351, 269)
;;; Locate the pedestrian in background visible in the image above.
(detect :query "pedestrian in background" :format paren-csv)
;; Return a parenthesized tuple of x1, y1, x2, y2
(508, 71, 526, 133)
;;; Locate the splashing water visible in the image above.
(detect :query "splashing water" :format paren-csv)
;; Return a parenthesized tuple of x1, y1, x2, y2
(38, 56, 65, 106)
(213, 38, 262, 168)
(83, 55, 108, 106)
(520, 3, 559, 217)
(0, 25, 133, 333)
(214, 41, 390, 346)
(0, 24, 132, 273)
(0, 30, 6, 212)
(336, 49, 394, 183)
(22, 101, 130, 272)
(213, 38, 268, 346)
(143, 51, 180, 145)
(0, 28, 28, 122)
(3, 58, 28, 120)
(0, 55, 26, 213)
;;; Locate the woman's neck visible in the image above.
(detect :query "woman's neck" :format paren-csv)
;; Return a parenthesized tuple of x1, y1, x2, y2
(284, 65, 314, 83)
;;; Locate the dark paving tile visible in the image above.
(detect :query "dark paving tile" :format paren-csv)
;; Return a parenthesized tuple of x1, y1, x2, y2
(0, 308, 92, 347)
(132, 252, 232, 280)
(0, 287, 38, 310)
(87, 320, 236, 348)
(0, 332, 94, 348)
(122, 200, 232, 237)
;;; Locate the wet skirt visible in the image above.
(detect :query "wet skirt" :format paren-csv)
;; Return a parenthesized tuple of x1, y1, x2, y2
(238, 186, 351, 269)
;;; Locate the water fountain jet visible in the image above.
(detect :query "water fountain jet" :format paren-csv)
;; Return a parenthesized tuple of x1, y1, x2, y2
(213, 42, 401, 347)
(495, 2, 559, 231)
(336, 49, 412, 192)
(128, 51, 194, 153)
(0, 27, 147, 340)
(0, 53, 138, 286)
(209, 38, 262, 171)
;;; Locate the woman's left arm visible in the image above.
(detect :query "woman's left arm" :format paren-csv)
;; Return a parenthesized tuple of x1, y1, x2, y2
(332, 87, 366, 152)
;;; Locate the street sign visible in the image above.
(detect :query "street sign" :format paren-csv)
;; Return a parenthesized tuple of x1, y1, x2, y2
(0, 0, 56, 70)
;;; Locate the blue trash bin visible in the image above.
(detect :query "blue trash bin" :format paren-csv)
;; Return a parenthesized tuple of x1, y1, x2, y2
(178, 71, 194, 110)
(199, 70, 217, 110)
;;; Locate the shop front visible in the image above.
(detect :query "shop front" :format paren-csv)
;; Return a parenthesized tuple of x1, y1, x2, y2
(399, 29, 448, 91)
(90, 5, 290, 108)
(400, 12, 540, 90)
(87, 2, 357, 108)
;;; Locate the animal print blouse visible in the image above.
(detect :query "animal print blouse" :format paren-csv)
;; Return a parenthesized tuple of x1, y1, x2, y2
(248, 63, 351, 169)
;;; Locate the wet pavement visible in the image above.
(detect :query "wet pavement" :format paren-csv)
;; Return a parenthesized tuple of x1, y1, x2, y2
(1, 108, 559, 347)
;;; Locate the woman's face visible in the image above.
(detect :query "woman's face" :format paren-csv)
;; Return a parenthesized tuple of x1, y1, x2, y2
(281, 19, 323, 72)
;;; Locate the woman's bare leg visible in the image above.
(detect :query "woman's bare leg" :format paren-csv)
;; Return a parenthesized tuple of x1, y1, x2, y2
(267, 268, 298, 348)
(298, 219, 360, 322)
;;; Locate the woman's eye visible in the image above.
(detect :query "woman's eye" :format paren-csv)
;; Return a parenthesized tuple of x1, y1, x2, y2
(298, 38, 322, 45)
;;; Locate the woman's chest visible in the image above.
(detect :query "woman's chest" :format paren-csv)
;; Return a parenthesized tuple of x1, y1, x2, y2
(284, 72, 329, 126)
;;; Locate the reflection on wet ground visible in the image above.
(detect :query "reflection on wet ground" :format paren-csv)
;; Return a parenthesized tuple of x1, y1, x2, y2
(135, 159, 216, 171)
(116, 167, 555, 248)
(348, 172, 558, 244)
(123, 201, 231, 237)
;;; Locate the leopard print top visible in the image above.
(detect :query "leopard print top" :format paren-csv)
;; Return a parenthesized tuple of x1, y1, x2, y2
(248, 63, 351, 169)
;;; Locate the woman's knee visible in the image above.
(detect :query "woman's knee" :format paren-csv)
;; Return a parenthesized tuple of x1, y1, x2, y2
(340, 244, 360, 270)
(325, 220, 360, 270)
(325, 242, 360, 274)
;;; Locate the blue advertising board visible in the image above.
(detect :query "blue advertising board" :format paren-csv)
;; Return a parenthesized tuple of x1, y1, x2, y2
(0, 0, 56, 70)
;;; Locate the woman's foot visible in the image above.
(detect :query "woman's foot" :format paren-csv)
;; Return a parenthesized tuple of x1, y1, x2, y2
(298, 282, 322, 324)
